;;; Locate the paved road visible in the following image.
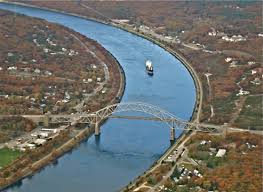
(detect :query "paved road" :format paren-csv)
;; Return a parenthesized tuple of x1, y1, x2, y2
(147, 131, 195, 192)
(69, 33, 109, 113)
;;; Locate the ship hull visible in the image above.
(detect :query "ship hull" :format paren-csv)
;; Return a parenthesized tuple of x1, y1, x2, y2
(146, 68, 154, 76)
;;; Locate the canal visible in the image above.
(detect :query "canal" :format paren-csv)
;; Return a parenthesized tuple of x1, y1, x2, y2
(0, 3, 196, 192)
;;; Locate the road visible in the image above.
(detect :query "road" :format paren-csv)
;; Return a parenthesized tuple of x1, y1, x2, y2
(69, 33, 109, 113)
(146, 131, 195, 192)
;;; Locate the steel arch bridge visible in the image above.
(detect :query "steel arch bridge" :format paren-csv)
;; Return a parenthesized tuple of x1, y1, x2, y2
(48, 102, 220, 141)
(81, 102, 180, 128)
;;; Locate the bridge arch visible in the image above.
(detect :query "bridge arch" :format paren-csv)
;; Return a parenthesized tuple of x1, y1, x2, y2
(95, 102, 180, 126)
(79, 102, 189, 142)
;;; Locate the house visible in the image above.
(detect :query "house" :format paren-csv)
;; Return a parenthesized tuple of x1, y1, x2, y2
(62, 99, 69, 103)
(46, 38, 57, 46)
(26, 143, 36, 150)
(7, 66, 17, 71)
(69, 49, 78, 56)
(236, 89, 250, 96)
(40, 104, 46, 108)
(34, 139, 47, 146)
(44, 71, 52, 76)
(208, 31, 216, 36)
(216, 149, 226, 157)
(34, 68, 41, 74)
(0, 94, 9, 98)
(225, 57, 232, 63)
(251, 68, 263, 75)
(251, 69, 257, 75)
(165, 36, 173, 40)
(248, 61, 255, 65)
(222, 35, 246, 42)
(65, 92, 70, 100)
(208, 28, 217, 36)
(200, 140, 207, 145)
(7, 52, 14, 57)
(39, 132, 50, 138)
(250, 78, 261, 85)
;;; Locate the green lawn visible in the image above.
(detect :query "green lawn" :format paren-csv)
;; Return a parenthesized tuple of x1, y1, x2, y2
(0, 148, 22, 169)
(235, 95, 263, 130)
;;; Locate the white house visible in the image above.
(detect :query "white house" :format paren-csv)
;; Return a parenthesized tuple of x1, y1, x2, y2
(34, 68, 41, 74)
(216, 149, 226, 157)
(225, 57, 232, 63)
(34, 139, 47, 146)
(7, 66, 17, 71)
(236, 89, 250, 96)
(251, 69, 257, 75)
(248, 61, 255, 65)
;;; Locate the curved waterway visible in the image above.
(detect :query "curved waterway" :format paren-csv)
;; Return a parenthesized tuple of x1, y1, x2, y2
(0, 3, 196, 192)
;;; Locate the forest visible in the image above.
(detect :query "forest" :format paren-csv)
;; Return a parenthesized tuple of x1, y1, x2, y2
(160, 132, 263, 192)
(0, 9, 122, 116)
(185, 132, 262, 192)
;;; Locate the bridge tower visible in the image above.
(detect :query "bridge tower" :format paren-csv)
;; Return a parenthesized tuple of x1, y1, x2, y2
(170, 127, 175, 145)
(43, 113, 50, 127)
(95, 121, 100, 136)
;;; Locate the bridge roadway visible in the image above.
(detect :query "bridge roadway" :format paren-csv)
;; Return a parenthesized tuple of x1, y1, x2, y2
(1, 114, 260, 135)
(0, 114, 220, 130)
(1, 101, 261, 140)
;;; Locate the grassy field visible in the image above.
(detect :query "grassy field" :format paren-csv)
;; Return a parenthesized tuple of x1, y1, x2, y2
(0, 148, 22, 169)
(234, 95, 263, 130)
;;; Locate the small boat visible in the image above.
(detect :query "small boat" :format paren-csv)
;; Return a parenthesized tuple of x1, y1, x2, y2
(145, 60, 153, 76)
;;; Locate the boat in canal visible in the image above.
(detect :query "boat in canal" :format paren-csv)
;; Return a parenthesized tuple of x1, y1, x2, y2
(146, 60, 153, 75)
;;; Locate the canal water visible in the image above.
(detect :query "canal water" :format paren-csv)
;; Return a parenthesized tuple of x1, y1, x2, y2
(0, 3, 196, 192)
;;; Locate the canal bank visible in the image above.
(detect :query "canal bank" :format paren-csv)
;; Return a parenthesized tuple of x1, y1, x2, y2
(0, 2, 197, 192)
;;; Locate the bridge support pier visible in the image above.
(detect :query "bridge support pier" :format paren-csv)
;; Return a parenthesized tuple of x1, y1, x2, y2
(43, 114, 50, 127)
(170, 127, 175, 145)
(95, 122, 100, 136)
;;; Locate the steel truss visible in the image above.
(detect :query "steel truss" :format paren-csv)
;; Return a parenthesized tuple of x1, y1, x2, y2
(50, 102, 220, 132)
